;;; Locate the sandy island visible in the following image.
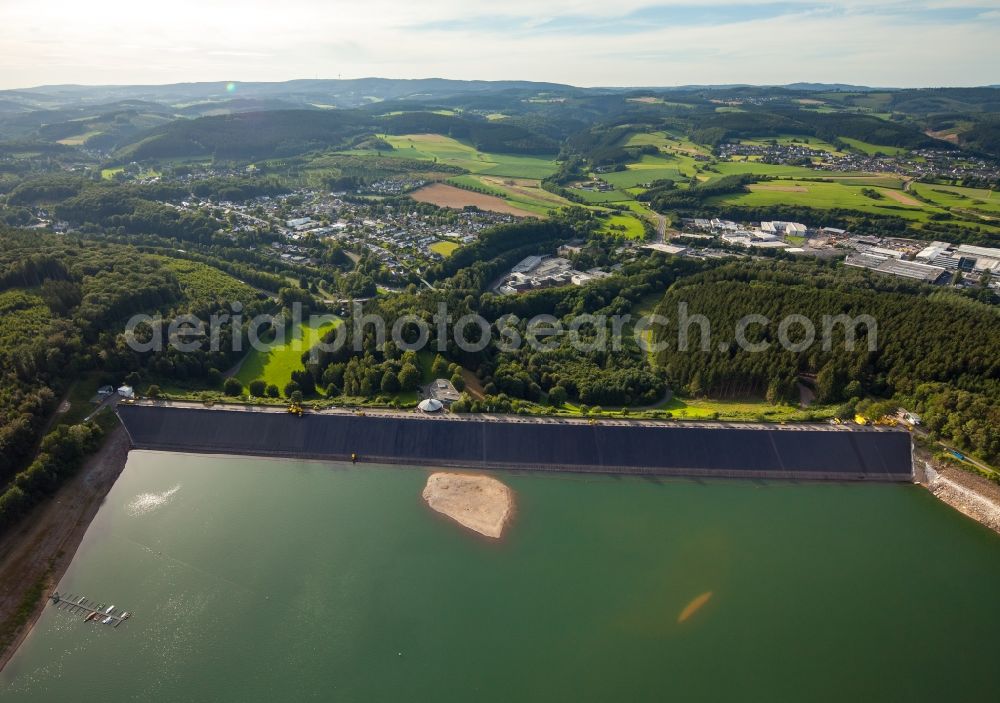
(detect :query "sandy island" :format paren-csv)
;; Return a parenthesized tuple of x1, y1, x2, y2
(422, 472, 514, 538)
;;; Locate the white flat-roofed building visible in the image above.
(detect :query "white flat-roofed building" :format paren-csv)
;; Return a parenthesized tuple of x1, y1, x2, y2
(916, 244, 950, 261)
(512, 255, 542, 273)
(957, 244, 1000, 260)
(722, 233, 752, 246)
(642, 243, 688, 255)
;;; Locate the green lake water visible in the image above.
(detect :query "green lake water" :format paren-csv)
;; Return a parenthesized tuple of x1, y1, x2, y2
(3, 451, 1000, 702)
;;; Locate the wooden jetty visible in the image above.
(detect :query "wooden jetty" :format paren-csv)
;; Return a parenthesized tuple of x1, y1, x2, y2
(49, 592, 132, 628)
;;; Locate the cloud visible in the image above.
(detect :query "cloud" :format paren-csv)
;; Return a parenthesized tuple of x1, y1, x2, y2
(0, 0, 996, 88)
(411, 3, 833, 35)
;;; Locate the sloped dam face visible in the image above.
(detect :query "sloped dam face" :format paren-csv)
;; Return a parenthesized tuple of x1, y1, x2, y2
(116, 404, 913, 481)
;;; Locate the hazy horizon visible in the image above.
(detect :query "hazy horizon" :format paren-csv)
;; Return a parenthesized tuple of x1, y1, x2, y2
(1, 0, 997, 91)
(5, 76, 999, 92)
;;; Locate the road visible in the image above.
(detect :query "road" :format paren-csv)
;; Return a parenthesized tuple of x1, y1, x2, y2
(909, 423, 997, 477)
(123, 398, 904, 433)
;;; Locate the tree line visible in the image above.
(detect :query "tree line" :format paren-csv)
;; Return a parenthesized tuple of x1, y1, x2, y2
(651, 259, 1000, 462)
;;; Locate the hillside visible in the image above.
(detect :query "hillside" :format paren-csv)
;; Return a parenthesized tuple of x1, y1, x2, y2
(114, 109, 562, 161)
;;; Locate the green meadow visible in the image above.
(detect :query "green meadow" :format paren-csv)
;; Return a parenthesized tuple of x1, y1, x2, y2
(597, 213, 647, 239)
(235, 318, 341, 391)
(710, 161, 837, 179)
(709, 180, 932, 220)
(354, 133, 559, 179)
(600, 155, 687, 189)
(738, 134, 846, 155)
(840, 137, 909, 156)
(569, 186, 634, 204)
(429, 240, 461, 257)
(911, 182, 1000, 216)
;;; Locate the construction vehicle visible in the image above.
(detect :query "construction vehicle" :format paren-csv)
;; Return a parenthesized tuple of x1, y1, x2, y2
(288, 404, 304, 417)
(854, 414, 870, 426)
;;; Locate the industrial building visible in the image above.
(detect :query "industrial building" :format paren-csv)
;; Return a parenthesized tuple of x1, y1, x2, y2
(845, 253, 951, 284)
(498, 256, 610, 295)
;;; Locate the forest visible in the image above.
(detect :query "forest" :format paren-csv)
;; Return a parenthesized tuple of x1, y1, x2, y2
(0, 230, 272, 495)
(651, 260, 1000, 463)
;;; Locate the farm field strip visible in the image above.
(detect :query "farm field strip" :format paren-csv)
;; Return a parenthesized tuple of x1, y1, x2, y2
(371, 134, 559, 179)
(410, 182, 538, 217)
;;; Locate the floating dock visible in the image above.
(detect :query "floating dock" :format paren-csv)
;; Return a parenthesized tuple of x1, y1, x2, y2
(49, 592, 131, 628)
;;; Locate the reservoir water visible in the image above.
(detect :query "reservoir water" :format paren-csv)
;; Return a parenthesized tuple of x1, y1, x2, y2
(3, 450, 999, 701)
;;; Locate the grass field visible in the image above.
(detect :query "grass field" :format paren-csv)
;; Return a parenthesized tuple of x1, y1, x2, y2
(840, 138, 909, 156)
(710, 179, 932, 220)
(569, 186, 634, 204)
(817, 175, 907, 189)
(429, 240, 461, 257)
(553, 395, 835, 421)
(910, 183, 1000, 217)
(57, 130, 102, 146)
(738, 134, 846, 155)
(657, 397, 834, 421)
(710, 161, 840, 179)
(351, 133, 559, 179)
(100, 166, 159, 180)
(625, 131, 710, 157)
(235, 318, 340, 391)
(618, 199, 661, 221)
(56, 372, 105, 427)
(597, 214, 647, 239)
(600, 155, 687, 189)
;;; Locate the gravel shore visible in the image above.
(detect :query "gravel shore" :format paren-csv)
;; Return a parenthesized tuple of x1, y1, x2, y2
(0, 426, 130, 671)
(923, 459, 1000, 535)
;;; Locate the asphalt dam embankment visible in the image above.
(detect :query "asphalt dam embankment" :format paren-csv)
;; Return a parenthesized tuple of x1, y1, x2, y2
(116, 404, 914, 481)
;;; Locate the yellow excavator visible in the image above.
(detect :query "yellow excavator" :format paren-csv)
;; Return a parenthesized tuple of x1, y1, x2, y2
(287, 403, 304, 417)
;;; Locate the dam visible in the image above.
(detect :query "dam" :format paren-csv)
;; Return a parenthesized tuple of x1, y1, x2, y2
(116, 403, 913, 481)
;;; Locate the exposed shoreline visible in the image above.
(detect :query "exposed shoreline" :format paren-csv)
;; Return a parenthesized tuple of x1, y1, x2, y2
(422, 472, 514, 538)
(0, 426, 130, 672)
(921, 459, 1000, 535)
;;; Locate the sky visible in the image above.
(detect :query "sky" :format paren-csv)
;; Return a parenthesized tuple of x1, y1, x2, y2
(0, 0, 997, 89)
